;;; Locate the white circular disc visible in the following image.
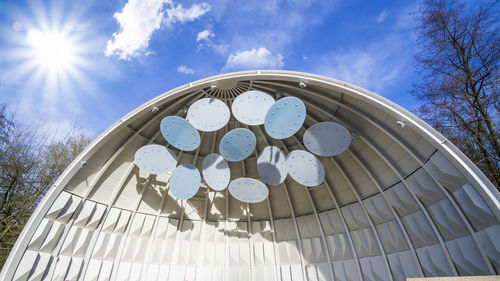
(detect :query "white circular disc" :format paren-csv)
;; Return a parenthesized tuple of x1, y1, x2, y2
(229, 178, 269, 203)
(286, 150, 325, 187)
(187, 98, 230, 132)
(202, 153, 230, 191)
(169, 164, 201, 200)
(264, 96, 306, 139)
(232, 90, 275, 125)
(304, 122, 351, 156)
(257, 146, 287, 186)
(134, 144, 177, 175)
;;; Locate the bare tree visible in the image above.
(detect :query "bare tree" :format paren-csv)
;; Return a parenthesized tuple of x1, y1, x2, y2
(0, 104, 12, 143)
(0, 104, 92, 267)
(413, 0, 500, 188)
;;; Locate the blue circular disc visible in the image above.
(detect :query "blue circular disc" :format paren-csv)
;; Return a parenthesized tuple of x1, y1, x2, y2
(219, 128, 256, 162)
(169, 164, 201, 200)
(264, 96, 306, 139)
(160, 116, 200, 151)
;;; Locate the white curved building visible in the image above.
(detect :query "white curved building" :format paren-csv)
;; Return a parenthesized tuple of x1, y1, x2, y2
(2, 71, 499, 281)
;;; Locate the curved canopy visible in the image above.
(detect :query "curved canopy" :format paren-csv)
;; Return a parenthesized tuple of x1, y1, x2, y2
(2, 71, 499, 281)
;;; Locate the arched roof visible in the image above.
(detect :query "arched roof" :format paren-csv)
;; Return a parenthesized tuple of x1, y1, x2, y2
(2, 71, 499, 281)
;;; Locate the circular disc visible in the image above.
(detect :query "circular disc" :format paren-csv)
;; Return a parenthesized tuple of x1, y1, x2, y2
(229, 178, 269, 203)
(202, 153, 230, 191)
(286, 150, 325, 187)
(257, 146, 287, 186)
(264, 96, 306, 139)
(187, 98, 230, 132)
(170, 164, 201, 200)
(160, 116, 200, 151)
(304, 122, 351, 156)
(134, 144, 177, 175)
(232, 90, 275, 125)
(219, 128, 256, 162)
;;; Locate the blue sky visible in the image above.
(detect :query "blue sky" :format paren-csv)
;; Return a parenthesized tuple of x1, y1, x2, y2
(0, 0, 423, 138)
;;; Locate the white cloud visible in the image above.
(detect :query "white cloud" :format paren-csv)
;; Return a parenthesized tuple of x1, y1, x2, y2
(196, 29, 214, 42)
(105, 0, 210, 60)
(205, 0, 337, 62)
(177, 65, 194, 74)
(195, 29, 229, 55)
(165, 3, 211, 24)
(223, 47, 284, 71)
(376, 9, 389, 23)
(209, 43, 229, 54)
(105, 0, 168, 60)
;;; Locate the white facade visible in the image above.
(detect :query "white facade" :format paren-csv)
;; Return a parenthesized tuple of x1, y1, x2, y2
(2, 71, 499, 281)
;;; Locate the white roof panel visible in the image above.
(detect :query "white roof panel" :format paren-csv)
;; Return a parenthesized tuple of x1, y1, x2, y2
(187, 98, 230, 132)
(202, 153, 230, 191)
(134, 144, 177, 175)
(286, 150, 325, 187)
(303, 122, 351, 156)
(232, 90, 275, 125)
(257, 146, 287, 186)
(229, 177, 269, 203)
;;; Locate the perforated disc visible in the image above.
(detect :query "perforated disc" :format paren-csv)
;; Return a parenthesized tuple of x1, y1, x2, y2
(232, 90, 275, 125)
(303, 122, 351, 156)
(169, 164, 201, 200)
(160, 116, 200, 151)
(134, 144, 177, 175)
(229, 178, 269, 203)
(202, 153, 230, 191)
(264, 96, 306, 139)
(187, 98, 230, 132)
(257, 146, 287, 186)
(286, 150, 325, 187)
(219, 128, 256, 162)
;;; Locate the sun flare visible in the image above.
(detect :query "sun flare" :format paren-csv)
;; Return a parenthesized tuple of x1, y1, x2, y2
(27, 28, 76, 73)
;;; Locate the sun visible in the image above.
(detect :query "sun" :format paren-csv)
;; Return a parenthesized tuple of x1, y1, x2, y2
(5, 0, 102, 137)
(26, 28, 77, 74)
(8, 7, 96, 97)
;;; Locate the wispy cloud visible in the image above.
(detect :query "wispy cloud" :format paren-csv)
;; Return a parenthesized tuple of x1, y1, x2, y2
(312, 2, 420, 94)
(105, 0, 210, 60)
(376, 9, 389, 23)
(195, 29, 229, 55)
(177, 65, 194, 74)
(395, 3, 419, 30)
(211, 0, 336, 70)
(196, 29, 214, 42)
(223, 47, 283, 71)
(315, 34, 411, 92)
(165, 3, 210, 24)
